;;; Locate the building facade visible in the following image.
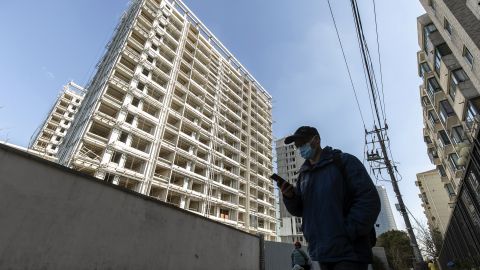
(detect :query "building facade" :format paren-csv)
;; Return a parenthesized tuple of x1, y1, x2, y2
(417, 0, 480, 267)
(416, 169, 453, 235)
(375, 186, 397, 236)
(417, 12, 478, 200)
(57, 0, 276, 239)
(29, 81, 85, 161)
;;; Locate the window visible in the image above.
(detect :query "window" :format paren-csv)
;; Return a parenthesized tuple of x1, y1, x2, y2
(422, 96, 431, 107)
(448, 153, 461, 171)
(137, 82, 145, 90)
(125, 113, 135, 124)
(419, 62, 431, 78)
(111, 151, 122, 164)
(434, 48, 442, 74)
(428, 110, 438, 126)
(464, 46, 474, 66)
(439, 100, 455, 123)
(465, 100, 479, 128)
(104, 173, 115, 183)
(430, 0, 436, 14)
(422, 192, 429, 204)
(151, 44, 158, 52)
(437, 165, 447, 177)
(428, 148, 439, 162)
(451, 126, 466, 144)
(142, 68, 150, 77)
(60, 128, 66, 133)
(427, 78, 441, 100)
(445, 183, 456, 197)
(131, 97, 140, 107)
(119, 132, 128, 143)
(434, 44, 452, 75)
(438, 130, 451, 146)
(147, 55, 154, 63)
(423, 23, 437, 52)
(444, 18, 453, 36)
(449, 69, 468, 100)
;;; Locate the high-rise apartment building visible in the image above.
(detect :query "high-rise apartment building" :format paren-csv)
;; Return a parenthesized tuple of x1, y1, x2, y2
(29, 81, 85, 161)
(416, 169, 453, 235)
(416, 1, 480, 199)
(56, 0, 276, 239)
(375, 186, 397, 236)
(275, 137, 305, 244)
(417, 0, 480, 266)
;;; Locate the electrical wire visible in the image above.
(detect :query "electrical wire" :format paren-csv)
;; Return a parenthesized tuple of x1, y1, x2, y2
(350, 0, 383, 129)
(326, 0, 366, 130)
(372, 0, 387, 125)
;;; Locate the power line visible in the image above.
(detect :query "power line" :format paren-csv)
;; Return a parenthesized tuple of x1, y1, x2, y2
(372, 0, 387, 124)
(350, 0, 383, 128)
(349, 0, 423, 263)
(325, 0, 366, 130)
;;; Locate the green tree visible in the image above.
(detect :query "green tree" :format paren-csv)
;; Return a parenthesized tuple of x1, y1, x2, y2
(377, 230, 415, 270)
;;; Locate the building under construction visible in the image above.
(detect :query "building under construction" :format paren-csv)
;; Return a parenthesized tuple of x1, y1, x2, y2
(56, 0, 276, 239)
(29, 82, 86, 161)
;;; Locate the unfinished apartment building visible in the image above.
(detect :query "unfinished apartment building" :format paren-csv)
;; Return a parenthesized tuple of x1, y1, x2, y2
(57, 0, 276, 239)
(29, 81, 85, 161)
(417, 1, 480, 206)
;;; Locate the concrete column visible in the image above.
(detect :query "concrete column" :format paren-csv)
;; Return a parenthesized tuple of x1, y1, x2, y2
(179, 195, 186, 209)
(183, 177, 190, 190)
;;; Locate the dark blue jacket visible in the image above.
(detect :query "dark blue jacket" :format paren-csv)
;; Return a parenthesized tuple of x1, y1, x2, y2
(283, 147, 381, 263)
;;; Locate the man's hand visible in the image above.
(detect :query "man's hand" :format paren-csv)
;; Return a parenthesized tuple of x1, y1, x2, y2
(270, 174, 295, 198)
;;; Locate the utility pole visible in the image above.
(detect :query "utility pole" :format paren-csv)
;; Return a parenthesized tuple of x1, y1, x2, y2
(325, 0, 424, 263)
(366, 127, 424, 263)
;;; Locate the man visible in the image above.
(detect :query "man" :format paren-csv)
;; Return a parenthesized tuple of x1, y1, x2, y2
(291, 241, 311, 270)
(278, 126, 381, 270)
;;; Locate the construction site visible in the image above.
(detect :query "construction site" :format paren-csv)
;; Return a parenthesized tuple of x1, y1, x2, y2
(29, 82, 86, 161)
(6, 0, 480, 268)
(31, 0, 278, 240)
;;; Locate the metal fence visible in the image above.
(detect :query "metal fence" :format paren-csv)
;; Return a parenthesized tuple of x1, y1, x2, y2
(439, 133, 480, 269)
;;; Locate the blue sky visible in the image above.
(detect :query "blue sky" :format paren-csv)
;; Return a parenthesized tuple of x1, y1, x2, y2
(0, 0, 429, 229)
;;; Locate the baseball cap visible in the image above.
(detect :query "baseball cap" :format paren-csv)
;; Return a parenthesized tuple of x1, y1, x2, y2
(284, 126, 319, 144)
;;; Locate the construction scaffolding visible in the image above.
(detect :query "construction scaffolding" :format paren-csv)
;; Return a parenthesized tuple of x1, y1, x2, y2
(29, 81, 86, 161)
(55, 0, 276, 239)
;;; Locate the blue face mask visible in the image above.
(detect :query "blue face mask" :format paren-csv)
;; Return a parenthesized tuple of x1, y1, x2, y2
(299, 143, 315, 160)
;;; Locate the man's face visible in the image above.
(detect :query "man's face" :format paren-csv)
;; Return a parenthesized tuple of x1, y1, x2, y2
(294, 135, 318, 149)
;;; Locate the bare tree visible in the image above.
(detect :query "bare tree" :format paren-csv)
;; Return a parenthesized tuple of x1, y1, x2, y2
(414, 222, 443, 259)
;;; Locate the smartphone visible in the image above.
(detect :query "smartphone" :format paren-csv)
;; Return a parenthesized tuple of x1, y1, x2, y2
(270, 173, 286, 184)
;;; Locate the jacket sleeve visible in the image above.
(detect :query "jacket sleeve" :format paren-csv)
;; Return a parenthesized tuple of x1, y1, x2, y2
(282, 179, 303, 217)
(343, 154, 381, 241)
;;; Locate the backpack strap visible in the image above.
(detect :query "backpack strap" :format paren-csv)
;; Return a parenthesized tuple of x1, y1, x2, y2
(332, 152, 347, 180)
(332, 152, 352, 215)
(333, 152, 377, 246)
